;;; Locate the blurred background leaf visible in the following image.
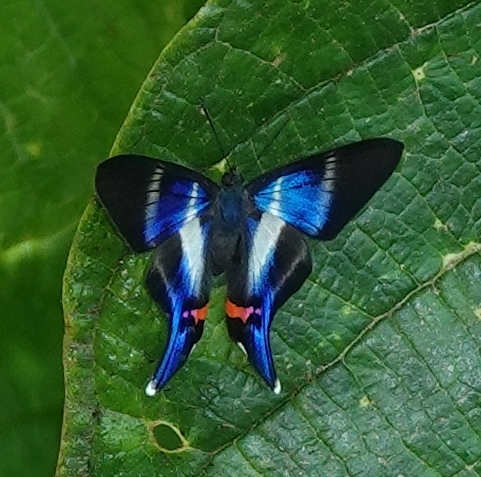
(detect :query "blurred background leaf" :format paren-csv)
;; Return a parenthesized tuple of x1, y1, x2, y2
(0, 1, 203, 476)
(60, 0, 481, 476)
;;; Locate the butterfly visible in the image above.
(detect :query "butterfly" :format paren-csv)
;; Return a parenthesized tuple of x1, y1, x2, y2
(95, 137, 403, 396)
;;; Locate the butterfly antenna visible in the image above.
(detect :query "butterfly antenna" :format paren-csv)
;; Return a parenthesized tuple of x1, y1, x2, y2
(200, 101, 235, 174)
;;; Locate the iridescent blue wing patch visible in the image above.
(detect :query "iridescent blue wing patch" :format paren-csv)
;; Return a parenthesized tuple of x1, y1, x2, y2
(95, 154, 218, 251)
(247, 138, 403, 239)
(145, 217, 212, 396)
(225, 213, 312, 393)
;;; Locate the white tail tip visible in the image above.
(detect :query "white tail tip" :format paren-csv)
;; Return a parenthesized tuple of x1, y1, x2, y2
(237, 342, 247, 356)
(145, 380, 157, 397)
(273, 379, 282, 395)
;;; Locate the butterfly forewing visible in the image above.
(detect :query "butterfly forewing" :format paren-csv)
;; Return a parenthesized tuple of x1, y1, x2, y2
(248, 138, 403, 239)
(95, 154, 218, 251)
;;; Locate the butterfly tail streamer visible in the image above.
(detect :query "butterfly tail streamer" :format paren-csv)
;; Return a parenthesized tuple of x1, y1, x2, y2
(244, 311, 281, 394)
(145, 307, 205, 396)
(226, 299, 280, 393)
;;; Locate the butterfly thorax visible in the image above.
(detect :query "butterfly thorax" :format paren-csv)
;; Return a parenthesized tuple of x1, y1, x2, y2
(218, 185, 245, 225)
(208, 177, 250, 275)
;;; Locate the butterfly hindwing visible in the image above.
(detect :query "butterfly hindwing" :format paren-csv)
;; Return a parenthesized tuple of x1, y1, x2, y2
(225, 213, 312, 393)
(248, 138, 403, 239)
(145, 217, 212, 395)
(95, 154, 219, 251)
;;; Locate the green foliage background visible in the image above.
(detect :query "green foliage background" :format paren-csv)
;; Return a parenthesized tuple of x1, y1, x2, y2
(60, 0, 481, 476)
(3, 0, 481, 476)
(0, 1, 203, 476)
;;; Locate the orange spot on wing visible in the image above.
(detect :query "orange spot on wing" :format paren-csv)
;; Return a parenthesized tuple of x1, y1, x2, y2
(225, 299, 252, 324)
(191, 304, 208, 325)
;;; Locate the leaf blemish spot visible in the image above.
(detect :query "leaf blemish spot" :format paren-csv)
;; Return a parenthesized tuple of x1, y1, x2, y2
(25, 142, 42, 157)
(272, 54, 286, 68)
(474, 308, 481, 320)
(359, 396, 372, 408)
(434, 218, 448, 232)
(341, 305, 355, 315)
(212, 158, 229, 174)
(412, 65, 426, 83)
(327, 332, 342, 342)
(148, 419, 190, 453)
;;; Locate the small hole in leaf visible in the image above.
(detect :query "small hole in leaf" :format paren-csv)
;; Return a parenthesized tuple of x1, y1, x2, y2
(152, 423, 183, 451)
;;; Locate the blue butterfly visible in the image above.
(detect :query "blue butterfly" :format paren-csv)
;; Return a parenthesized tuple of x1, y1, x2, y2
(95, 138, 403, 395)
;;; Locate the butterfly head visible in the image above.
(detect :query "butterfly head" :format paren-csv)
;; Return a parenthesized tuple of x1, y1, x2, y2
(221, 168, 243, 188)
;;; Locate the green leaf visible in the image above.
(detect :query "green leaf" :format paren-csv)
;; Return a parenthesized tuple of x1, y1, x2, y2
(61, 0, 481, 475)
(0, 1, 203, 477)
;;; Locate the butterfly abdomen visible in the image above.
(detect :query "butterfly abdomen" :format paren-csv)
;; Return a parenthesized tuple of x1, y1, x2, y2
(207, 185, 251, 275)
